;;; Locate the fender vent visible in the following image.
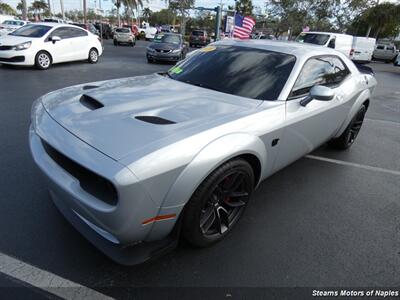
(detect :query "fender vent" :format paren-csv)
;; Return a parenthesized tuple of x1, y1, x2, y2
(135, 116, 176, 125)
(80, 94, 104, 110)
(82, 85, 99, 90)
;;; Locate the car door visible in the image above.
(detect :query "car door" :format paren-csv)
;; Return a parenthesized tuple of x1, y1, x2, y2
(68, 27, 89, 60)
(45, 27, 74, 63)
(272, 56, 352, 172)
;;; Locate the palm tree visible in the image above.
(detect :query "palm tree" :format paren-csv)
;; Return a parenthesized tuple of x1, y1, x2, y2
(0, 2, 16, 15)
(142, 7, 152, 22)
(30, 0, 48, 19)
(17, 0, 28, 20)
(114, 0, 144, 26)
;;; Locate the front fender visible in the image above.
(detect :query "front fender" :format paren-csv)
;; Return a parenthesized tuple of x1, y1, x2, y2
(145, 133, 267, 241)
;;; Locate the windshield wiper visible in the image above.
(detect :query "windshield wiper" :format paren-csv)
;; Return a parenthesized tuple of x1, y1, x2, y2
(181, 80, 220, 92)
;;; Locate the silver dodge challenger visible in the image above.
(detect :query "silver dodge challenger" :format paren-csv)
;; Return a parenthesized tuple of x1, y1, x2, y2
(30, 40, 377, 265)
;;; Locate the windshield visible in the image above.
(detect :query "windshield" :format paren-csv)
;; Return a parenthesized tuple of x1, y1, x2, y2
(10, 24, 51, 37)
(296, 33, 330, 45)
(154, 34, 180, 44)
(167, 45, 296, 101)
(116, 28, 130, 33)
(191, 31, 204, 36)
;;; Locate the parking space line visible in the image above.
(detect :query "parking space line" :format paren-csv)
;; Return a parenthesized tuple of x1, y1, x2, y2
(365, 118, 400, 125)
(0, 252, 114, 300)
(305, 155, 400, 176)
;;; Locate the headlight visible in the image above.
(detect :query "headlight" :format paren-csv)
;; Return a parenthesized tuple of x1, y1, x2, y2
(14, 41, 31, 51)
(172, 49, 181, 54)
(31, 97, 43, 132)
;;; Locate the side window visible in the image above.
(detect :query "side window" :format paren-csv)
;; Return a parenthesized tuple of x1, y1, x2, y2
(289, 56, 350, 98)
(328, 38, 336, 49)
(376, 45, 384, 50)
(386, 46, 394, 51)
(49, 27, 72, 39)
(70, 27, 88, 37)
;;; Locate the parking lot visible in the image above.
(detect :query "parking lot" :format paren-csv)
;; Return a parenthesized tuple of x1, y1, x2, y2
(0, 40, 399, 299)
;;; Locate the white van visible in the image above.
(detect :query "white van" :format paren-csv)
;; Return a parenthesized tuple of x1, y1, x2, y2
(296, 31, 353, 57)
(373, 44, 397, 62)
(351, 37, 376, 63)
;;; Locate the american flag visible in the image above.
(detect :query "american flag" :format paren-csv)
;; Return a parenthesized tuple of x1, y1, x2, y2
(233, 14, 255, 39)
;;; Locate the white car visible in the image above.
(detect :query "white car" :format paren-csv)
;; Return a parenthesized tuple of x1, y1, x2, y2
(373, 44, 397, 62)
(138, 23, 157, 40)
(0, 20, 28, 36)
(0, 22, 103, 70)
(297, 32, 353, 58)
(394, 54, 400, 67)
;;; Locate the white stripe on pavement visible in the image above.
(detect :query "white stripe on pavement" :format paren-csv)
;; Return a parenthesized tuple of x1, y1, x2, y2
(0, 252, 114, 300)
(305, 155, 400, 176)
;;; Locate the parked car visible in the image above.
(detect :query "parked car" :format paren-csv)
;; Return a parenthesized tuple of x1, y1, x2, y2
(0, 22, 102, 70)
(351, 37, 376, 63)
(43, 17, 65, 24)
(146, 33, 188, 63)
(256, 34, 276, 40)
(113, 27, 135, 46)
(94, 22, 112, 39)
(394, 54, 400, 66)
(30, 40, 376, 265)
(0, 14, 18, 24)
(0, 19, 28, 36)
(373, 44, 397, 63)
(189, 30, 209, 47)
(138, 22, 157, 40)
(296, 31, 353, 57)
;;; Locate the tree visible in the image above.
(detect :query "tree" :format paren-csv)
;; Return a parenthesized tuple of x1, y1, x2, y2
(149, 8, 175, 26)
(0, 2, 16, 15)
(235, 0, 253, 16)
(142, 7, 152, 21)
(347, 3, 400, 38)
(30, 0, 49, 19)
(114, 0, 143, 26)
(168, 0, 194, 36)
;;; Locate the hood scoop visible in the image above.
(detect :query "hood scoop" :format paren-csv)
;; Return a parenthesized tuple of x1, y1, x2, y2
(80, 94, 104, 110)
(135, 116, 176, 125)
(82, 85, 99, 90)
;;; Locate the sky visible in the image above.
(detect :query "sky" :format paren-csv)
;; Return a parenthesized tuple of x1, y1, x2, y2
(3, 0, 268, 15)
(3, 0, 399, 15)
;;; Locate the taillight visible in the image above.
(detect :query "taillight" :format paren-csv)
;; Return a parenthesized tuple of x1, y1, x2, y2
(350, 48, 354, 57)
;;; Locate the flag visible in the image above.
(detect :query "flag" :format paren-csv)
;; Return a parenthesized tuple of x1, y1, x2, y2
(233, 14, 255, 39)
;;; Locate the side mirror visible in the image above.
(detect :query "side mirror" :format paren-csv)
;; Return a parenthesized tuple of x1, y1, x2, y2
(300, 85, 335, 107)
(51, 36, 61, 43)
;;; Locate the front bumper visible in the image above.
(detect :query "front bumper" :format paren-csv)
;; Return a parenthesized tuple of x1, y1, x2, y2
(147, 51, 181, 61)
(0, 49, 35, 65)
(29, 107, 178, 264)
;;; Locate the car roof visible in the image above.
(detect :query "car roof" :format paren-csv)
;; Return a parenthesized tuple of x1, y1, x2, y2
(215, 39, 345, 59)
(303, 31, 352, 37)
(30, 22, 77, 28)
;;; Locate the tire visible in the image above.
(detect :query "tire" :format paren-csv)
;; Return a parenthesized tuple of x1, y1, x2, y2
(328, 105, 367, 150)
(189, 43, 193, 48)
(113, 40, 117, 46)
(35, 51, 52, 70)
(182, 158, 254, 247)
(147, 57, 153, 63)
(88, 48, 99, 64)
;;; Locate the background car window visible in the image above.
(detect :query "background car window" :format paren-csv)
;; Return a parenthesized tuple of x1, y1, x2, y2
(290, 56, 350, 98)
(376, 45, 385, 50)
(296, 33, 330, 45)
(386, 46, 394, 51)
(168, 45, 296, 101)
(191, 31, 204, 36)
(116, 28, 130, 33)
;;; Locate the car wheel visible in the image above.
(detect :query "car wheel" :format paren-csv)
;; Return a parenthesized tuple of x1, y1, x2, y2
(328, 105, 367, 150)
(35, 51, 52, 70)
(182, 158, 254, 247)
(113, 40, 118, 46)
(88, 48, 99, 64)
(189, 43, 193, 48)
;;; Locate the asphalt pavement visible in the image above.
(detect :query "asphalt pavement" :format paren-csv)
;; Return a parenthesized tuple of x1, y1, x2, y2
(0, 40, 399, 299)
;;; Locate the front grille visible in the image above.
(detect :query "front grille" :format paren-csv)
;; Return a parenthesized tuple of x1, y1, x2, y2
(41, 139, 118, 206)
(155, 49, 171, 53)
(0, 46, 13, 51)
(0, 56, 25, 62)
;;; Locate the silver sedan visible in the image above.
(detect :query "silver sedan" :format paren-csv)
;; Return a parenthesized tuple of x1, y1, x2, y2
(30, 40, 377, 265)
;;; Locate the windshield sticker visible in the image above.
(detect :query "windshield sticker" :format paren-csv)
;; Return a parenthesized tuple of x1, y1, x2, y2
(170, 66, 183, 74)
(200, 46, 216, 52)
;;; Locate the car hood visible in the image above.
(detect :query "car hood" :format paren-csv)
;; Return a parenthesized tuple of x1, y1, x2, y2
(0, 34, 37, 45)
(41, 74, 262, 161)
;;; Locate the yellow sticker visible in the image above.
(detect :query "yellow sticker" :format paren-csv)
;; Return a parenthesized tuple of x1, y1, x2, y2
(200, 46, 216, 52)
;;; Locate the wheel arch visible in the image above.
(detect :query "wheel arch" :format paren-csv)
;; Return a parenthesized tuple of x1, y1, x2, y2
(144, 133, 266, 241)
(334, 88, 371, 138)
